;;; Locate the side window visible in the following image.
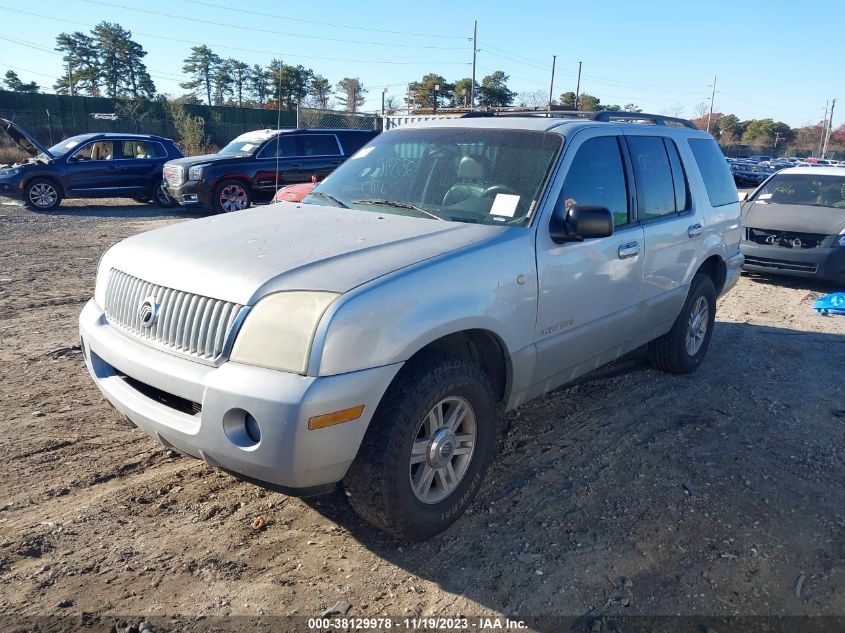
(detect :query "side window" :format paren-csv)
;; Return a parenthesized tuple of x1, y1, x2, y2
(688, 138, 738, 207)
(664, 138, 690, 212)
(339, 133, 373, 155)
(627, 136, 676, 221)
(73, 141, 114, 161)
(258, 136, 299, 159)
(561, 136, 629, 227)
(121, 141, 165, 159)
(299, 134, 341, 157)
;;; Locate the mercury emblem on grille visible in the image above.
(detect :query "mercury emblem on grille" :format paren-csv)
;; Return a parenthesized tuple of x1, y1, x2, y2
(139, 296, 160, 328)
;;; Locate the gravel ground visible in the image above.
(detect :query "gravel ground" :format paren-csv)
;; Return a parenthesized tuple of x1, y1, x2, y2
(0, 198, 843, 631)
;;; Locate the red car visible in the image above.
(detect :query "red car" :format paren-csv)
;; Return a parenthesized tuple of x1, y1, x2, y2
(273, 177, 317, 203)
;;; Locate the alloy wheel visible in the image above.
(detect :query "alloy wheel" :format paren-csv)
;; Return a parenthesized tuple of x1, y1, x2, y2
(29, 183, 58, 209)
(685, 296, 709, 356)
(409, 396, 477, 504)
(219, 184, 249, 212)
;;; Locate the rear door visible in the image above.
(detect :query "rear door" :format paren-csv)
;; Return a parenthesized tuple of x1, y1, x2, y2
(623, 133, 703, 331)
(297, 133, 344, 182)
(533, 128, 646, 390)
(254, 135, 303, 194)
(116, 140, 167, 194)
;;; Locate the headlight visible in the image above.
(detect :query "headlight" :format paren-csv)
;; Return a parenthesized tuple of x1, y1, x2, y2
(230, 291, 339, 374)
(0, 168, 20, 177)
(835, 229, 845, 248)
(188, 165, 205, 180)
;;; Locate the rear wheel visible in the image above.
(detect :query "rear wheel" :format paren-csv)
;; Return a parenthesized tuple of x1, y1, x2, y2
(24, 178, 62, 211)
(213, 179, 251, 213)
(151, 182, 174, 207)
(343, 353, 498, 541)
(648, 273, 716, 374)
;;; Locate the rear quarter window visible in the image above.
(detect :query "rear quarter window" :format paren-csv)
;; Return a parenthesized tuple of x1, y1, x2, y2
(688, 138, 738, 207)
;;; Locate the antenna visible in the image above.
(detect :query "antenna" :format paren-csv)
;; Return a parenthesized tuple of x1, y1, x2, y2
(274, 61, 283, 196)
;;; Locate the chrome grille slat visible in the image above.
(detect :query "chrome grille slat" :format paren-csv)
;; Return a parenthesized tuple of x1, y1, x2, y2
(104, 269, 245, 361)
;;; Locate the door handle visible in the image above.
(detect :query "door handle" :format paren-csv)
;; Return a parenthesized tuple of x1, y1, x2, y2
(688, 223, 703, 238)
(289, 163, 302, 168)
(618, 241, 640, 259)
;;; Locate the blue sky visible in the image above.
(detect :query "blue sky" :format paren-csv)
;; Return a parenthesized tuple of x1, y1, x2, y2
(0, 0, 839, 127)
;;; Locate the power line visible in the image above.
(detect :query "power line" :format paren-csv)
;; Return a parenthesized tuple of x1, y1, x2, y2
(0, 8, 471, 67)
(180, 0, 468, 40)
(82, 0, 469, 50)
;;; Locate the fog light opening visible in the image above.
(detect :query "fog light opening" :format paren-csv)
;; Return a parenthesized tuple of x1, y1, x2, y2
(222, 408, 261, 449)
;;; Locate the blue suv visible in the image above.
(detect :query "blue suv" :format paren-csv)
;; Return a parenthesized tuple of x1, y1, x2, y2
(0, 118, 183, 211)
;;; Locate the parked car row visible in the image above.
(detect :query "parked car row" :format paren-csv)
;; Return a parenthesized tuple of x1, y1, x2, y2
(0, 118, 377, 212)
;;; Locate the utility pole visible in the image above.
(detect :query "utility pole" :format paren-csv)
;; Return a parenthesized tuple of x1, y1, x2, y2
(706, 75, 717, 133)
(470, 20, 477, 110)
(433, 84, 440, 113)
(548, 55, 556, 111)
(574, 61, 582, 110)
(381, 87, 387, 117)
(823, 98, 836, 158)
(819, 100, 829, 157)
(774, 131, 782, 149)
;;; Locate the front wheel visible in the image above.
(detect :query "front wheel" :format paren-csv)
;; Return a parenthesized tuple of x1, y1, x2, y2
(213, 179, 251, 213)
(648, 273, 716, 374)
(343, 354, 498, 541)
(24, 178, 62, 211)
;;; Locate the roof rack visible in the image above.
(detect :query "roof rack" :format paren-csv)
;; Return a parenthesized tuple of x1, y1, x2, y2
(461, 109, 698, 129)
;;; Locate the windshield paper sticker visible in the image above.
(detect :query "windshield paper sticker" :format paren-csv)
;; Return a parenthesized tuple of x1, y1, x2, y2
(350, 146, 375, 159)
(241, 143, 255, 153)
(758, 193, 772, 200)
(490, 193, 520, 217)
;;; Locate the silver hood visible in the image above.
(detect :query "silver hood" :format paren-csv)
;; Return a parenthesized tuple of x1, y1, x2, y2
(99, 203, 507, 305)
(744, 201, 845, 235)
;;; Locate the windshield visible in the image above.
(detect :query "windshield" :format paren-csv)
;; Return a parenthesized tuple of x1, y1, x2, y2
(302, 127, 562, 226)
(43, 136, 90, 159)
(752, 173, 845, 208)
(218, 138, 265, 156)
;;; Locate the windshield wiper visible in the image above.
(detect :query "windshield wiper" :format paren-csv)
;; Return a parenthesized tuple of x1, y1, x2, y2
(307, 191, 348, 208)
(352, 199, 444, 221)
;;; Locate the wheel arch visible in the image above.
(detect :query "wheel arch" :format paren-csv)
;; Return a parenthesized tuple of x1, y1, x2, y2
(696, 254, 727, 295)
(23, 173, 66, 198)
(399, 328, 511, 406)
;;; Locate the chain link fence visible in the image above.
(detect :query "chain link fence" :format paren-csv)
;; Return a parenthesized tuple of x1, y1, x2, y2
(297, 107, 381, 131)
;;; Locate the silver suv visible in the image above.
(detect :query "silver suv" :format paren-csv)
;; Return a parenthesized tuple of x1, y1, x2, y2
(80, 112, 743, 540)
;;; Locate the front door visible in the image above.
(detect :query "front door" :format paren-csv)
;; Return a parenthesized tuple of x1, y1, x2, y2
(533, 130, 645, 391)
(65, 140, 121, 196)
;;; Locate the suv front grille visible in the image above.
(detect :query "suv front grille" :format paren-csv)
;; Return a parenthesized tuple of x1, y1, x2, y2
(163, 165, 184, 187)
(746, 227, 827, 250)
(104, 269, 246, 362)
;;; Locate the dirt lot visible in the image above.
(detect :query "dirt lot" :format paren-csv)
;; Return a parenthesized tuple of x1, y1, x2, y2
(0, 199, 843, 630)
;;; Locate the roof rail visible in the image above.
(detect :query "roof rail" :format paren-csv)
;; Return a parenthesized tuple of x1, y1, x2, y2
(460, 109, 698, 129)
(589, 111, 698, 129)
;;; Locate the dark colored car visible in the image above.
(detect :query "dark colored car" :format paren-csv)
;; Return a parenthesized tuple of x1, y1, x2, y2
(0, 118, 183, 211)
(741, 166, 845, 283)
(163, 128, 378, 213)
(730, 161, 768, 188)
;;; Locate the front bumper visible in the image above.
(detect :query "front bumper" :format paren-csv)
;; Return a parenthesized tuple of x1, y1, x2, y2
(0, 177, 25, 203)
(165, 179, 212, 208)
(79, 299, 403, 492)
(741, 241, 845, 284)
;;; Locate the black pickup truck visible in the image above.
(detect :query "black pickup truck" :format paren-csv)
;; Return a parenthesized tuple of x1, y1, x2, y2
(163, 128, 378, 213)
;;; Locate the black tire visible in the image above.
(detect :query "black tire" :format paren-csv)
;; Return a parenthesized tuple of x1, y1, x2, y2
(648, 273, 716, 374)
(23, 178, 62, 211)
(212, 179, 251, 213)
(343, 353, 499, 541)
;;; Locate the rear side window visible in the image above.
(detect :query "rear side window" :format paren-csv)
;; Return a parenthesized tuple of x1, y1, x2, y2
(121, 141, 165, 159)
(627, 136, 676, 221)
(340, 133, 374, 155)
(561, 136, 629, 227)
(299, 134, 341, 156)
(664, 139, 690, 212)
(688, 138, 737, 207)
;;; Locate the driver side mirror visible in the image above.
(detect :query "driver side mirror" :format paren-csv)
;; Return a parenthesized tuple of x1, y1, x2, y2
(549, 204, 614, 244)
